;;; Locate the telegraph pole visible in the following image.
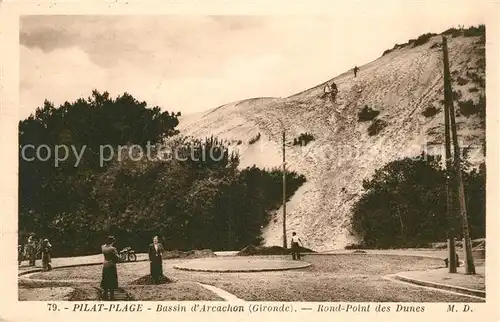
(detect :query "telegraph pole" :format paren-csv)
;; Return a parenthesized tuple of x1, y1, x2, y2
(442, 36, 457, 273)
(282, 130, 288, 249)
(442, 36, 476, 274)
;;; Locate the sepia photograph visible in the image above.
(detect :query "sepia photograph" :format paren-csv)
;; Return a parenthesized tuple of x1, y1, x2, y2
(15, 9, 488, 306)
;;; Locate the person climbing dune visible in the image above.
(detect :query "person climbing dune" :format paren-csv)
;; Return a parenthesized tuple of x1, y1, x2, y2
(330, 82, 338, 102)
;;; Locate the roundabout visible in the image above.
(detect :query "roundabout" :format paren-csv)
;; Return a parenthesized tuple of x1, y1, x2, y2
(173, 257, 311, 272)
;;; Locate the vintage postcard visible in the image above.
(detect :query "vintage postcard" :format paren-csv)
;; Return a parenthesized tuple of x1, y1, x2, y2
(0, 0, 499, 321)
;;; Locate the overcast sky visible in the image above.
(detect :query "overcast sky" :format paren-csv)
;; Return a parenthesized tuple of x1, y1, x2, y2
(20, 4, 486, 119)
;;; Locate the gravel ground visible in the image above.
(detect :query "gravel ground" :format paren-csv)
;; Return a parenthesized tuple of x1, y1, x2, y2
(18, 287, 74, 301)
(127, 282, 223, 301)
(23, 254, 485, 302)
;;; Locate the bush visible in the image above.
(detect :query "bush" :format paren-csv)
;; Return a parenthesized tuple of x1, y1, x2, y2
(350, 153, 485, 248)
(468, 87, 479, 93)
(430, 42, 441, 49)
(368, 119, 387, 136)
(456, 76, 469, 86)
(442, 24, 485, 38)
(452, 90, 462, 101)
(293, 132, 314, 146)
(422, 105, 439, 118)
(248, 132, 261, 145)
(382, 43, 405, 56)
(358, 105, 380, 122)
(413, 33, 437, 47)
(458, 95, 485, 117)
(466, 71, 485, 88)
(441, 27, 462, 38)
(463, 24, 485, 38)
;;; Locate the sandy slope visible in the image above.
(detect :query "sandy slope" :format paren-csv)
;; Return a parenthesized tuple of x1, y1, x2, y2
(177, 35, 485, 251)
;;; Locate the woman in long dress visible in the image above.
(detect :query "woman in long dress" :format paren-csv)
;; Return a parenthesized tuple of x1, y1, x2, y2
(24, 236, 37, 266)
(148, 236, 164, 284)
(100, 236, 120, 300)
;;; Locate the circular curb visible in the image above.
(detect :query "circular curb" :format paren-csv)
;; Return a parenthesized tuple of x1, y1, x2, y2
(173, 261, 312, 273)
(390, 274, 486, 298)
(18, 259, 149, 276)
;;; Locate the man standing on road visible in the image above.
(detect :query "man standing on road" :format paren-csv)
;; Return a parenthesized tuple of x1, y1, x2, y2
(290, 232, 303, 260)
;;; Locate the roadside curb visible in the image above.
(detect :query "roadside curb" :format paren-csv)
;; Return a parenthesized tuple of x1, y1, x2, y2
(390, 274, 486, 298)
(18, 260, 149, 276)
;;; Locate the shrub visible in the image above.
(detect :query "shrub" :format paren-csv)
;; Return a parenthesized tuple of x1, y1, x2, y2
(413, 33, 437, 47)
(382, 43, 405, 56)
(458, 95, 485, 117)
(442, 24, 485, 38)
(430, 42, 441, 49)
(293, 132, 314, 146)
(358, 105, 380, 122)
(368, 119, 388, 136)
(452, 90, 462, 101)
(456, 76, 469, 86)
(463, 24, 485, 38)
(176, 111, 182, 117)
(468, 87, 479, 93)
(467, 70, 485, 88)
(441, 27, 462, 38)
(248, 132, 261, 145)
(422, 105, 439, 118)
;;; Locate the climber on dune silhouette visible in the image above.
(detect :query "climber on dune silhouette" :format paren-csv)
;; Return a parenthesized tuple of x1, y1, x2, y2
(330, 82, 338, 102)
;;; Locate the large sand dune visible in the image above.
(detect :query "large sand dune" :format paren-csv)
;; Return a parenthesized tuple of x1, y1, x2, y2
(178, 35, 485, 251)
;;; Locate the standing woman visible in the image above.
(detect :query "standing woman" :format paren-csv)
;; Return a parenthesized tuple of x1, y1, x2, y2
(100, 236, 120, 300)
(24, 235, 37, 266)
(41, 238, 52, 271)
(148, 236, 164, 284)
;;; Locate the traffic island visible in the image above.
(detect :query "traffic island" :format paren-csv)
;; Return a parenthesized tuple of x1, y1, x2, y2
(173, 257, 311, 272)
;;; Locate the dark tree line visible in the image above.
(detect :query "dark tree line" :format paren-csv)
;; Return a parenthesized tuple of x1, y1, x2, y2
(19, 91, 306, 256)
(350, 152, 485, 248)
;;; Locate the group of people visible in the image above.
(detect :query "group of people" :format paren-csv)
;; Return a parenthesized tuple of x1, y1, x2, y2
(100, 235, 164, 300)
(323, 65, 360, 103)
(18, 235, 52, 271)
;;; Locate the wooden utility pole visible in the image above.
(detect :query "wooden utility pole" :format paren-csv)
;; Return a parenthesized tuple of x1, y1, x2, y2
(282, 130, 287, 249)
(442, 36, 476, 274)
(442, 36, 457, 273)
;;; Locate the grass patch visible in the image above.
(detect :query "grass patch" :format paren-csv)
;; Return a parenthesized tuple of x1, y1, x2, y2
(458, 95, 486, 117)
(368, 119, 388, 136)
(293, 132, 314, 146)
(248, 132, 261, 145)
(358, 105, 380, 122)
(422, 105, 440, 118)
(466, 71, 485, 88)
(452, 90, 462, 101)
(413, 33, 438, 47)
(456, 76, 469, 86)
